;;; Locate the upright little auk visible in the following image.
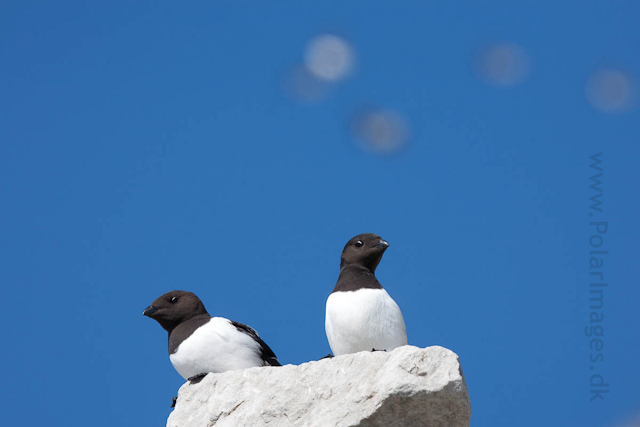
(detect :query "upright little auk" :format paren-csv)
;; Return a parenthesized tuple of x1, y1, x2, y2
(143, 290, 280, 381)
(325, 233, 407, 356)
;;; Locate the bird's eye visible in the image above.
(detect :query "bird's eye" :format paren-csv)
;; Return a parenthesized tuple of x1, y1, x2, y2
(354, 240, 364, 248)
(170, 297, 179, 303)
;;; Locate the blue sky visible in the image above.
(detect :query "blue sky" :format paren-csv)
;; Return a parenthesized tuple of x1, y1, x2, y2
(1, 2, 638, 426)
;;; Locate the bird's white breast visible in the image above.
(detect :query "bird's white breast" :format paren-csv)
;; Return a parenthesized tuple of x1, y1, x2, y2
(325, 288, 407, 356)
(169, 317, 264, 380)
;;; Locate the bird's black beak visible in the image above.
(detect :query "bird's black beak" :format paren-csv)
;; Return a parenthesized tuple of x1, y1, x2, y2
(374, 240, 389, 249)
(143, 305, 159, 317)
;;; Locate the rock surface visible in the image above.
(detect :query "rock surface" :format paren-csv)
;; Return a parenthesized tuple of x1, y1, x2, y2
(167, 345, 470, 427)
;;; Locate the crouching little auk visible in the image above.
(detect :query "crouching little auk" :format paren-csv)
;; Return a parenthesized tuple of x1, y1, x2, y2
(143, 290, 280, 383)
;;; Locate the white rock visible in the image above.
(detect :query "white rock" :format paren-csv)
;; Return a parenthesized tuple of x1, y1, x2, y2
(167, 345, 471, 427)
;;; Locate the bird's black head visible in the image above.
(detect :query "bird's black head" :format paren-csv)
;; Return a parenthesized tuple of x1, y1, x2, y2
(340, 233, 389, 273)
(143, 290, 208, 332)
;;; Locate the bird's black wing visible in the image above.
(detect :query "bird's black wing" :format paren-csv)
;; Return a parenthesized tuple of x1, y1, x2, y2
(230, 321, 281, 366)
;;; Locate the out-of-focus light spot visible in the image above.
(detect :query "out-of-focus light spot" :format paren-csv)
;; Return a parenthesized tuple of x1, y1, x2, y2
(611, 411, 640, 427)
(350, 109, 409, 154)
(285, 65, 330, 104)
(477, 43, 530, 86)
(304, 34, 355, 82)
(585, 68, 636, 113)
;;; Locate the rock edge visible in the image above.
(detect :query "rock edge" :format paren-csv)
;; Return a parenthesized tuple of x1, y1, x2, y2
(167, 345, 471, 427)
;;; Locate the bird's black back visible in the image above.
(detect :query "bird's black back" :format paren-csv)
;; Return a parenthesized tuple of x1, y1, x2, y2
(230, 321, 281, 367)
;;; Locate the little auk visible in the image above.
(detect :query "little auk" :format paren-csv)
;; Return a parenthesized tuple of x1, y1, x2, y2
(143, 290, 280, 381)
(325, 233, 407, 356)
